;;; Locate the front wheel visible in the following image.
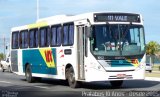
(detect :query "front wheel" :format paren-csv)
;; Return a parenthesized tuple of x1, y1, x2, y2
(149, 70, 152, 73)
(1, 66, 5, 72)
(25, 65, 35, 83)
(110, 80, 123, 88)
(66, 67, 79, 88)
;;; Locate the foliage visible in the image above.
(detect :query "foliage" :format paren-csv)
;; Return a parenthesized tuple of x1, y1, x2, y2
(146, 41, 160, 55)
(146, 41, 160, 65)
(0, 53, 4, 60)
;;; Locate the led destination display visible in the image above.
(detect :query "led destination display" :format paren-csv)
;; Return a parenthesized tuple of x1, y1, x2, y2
(94, 13, 141, 22)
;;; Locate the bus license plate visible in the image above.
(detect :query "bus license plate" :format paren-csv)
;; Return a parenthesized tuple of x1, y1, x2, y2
(117, 74, 126, 78)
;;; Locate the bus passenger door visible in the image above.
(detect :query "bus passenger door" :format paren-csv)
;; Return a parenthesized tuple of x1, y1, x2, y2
(77, 26, 85, 80)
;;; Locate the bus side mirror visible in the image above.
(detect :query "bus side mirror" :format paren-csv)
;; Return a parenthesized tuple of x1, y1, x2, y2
(85, 27, 91, 38)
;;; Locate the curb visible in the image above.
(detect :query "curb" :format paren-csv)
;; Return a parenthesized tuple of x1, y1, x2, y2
(145, 77, 160, 82)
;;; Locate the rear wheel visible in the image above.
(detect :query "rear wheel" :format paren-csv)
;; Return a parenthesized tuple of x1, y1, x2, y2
(110, 80, 123, 88)
(34, 77, 42, 82)
(66, 66, 79, 88)
(25, 65, 35, 83)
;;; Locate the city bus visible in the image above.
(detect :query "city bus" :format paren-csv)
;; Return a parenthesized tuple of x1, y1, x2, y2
(11, 12, 146, 88)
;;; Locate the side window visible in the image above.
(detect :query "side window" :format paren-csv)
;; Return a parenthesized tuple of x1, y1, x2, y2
(29, 29, 38, 48)
(63, 25, 69, 45)
(39, 27, 50, 47)
(47, 27, 50, 46)
(51, 26, 57, 46)
(57, 26, 62, 46)
(51, 25, 62, 46)
(69, 24, 74, 45)
(12, 31, 19, 49)
(20, 30, 28, 48)
(62, 23, 74, 46)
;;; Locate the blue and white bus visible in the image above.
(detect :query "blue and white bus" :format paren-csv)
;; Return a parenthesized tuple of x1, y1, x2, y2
(11, 12, 146, 88)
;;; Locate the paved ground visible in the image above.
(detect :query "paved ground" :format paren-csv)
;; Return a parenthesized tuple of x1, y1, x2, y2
(0, 69, 160, 97)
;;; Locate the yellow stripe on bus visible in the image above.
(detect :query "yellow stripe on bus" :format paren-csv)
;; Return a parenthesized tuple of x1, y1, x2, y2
(28, 21, 48, 29)
(39, 48, 56, 68)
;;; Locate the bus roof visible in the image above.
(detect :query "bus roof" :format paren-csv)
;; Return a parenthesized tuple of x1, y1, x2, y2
(11, 11, 142, 32)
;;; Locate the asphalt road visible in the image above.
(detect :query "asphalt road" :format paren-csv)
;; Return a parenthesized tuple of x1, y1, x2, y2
(0, 70, 160, 97)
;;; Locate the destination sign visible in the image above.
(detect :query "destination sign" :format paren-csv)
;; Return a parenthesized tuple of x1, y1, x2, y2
(94, 13, 140, 23)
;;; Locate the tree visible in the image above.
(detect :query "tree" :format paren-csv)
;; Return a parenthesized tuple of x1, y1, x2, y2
(146, 41, 160, 65)
(0, 53, 4, 60)
(146, 41, 159, 55)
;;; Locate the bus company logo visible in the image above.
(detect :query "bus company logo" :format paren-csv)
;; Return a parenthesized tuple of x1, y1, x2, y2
(44, 50, 53, 62)
(39, 48, 56, 68)
(127, 59, 139, 67)
(131, 59, 139, 65)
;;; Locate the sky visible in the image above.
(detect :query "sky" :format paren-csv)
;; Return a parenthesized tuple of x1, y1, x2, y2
(0, 0, 160, 53)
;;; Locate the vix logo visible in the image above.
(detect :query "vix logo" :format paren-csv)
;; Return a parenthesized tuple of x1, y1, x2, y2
(127, 59, 140, 67)
(45, 50, 53, 62)
(39, 48, 56, 68)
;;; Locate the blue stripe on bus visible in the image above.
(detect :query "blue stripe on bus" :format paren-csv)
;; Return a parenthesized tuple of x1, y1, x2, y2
(22, 48, 57, 75)
(109, 59, 141, 67)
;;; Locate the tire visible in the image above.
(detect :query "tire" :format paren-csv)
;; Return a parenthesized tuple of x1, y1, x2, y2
(66, 66, 79, 88)
(1, 66, 5, 72)
(149, 70, 152, 73)
(34, 77, 42, 82)
(25, 65, 35, 83)
(110, 80, 123, 88)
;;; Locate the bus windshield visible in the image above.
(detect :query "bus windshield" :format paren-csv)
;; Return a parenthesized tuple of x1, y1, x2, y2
(91, 24, 145, 56)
